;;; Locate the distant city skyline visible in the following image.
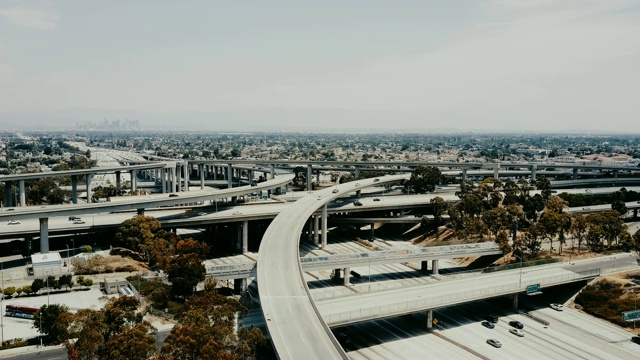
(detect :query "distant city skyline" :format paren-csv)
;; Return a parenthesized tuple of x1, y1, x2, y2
(1, 1, 639, 133)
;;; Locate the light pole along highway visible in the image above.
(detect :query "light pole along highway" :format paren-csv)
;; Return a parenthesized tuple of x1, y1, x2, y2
(257, 174, 410, 360)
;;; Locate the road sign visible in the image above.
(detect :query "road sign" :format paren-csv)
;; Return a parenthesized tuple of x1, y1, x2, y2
(623, 310, 640, 322)
(432, 319, 438, 325)
(526, 284, 542, 295)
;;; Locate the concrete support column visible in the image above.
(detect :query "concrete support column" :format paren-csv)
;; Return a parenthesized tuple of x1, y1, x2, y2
(572, 168, 578, 180)
(634, 208, 638, 219)
(321, 204, 328, 248)
(3, 182, 11, 207)
(314, 215, 320, 245)
(354, 166, 360, 179)
(242, 220, 249, 254)
(161, 168, 167, 194)
(613, 169, 618, 185)
(307, 165, 313, 191)
(137, 208, 145, 216)
(531, 164, 537, 181)
(227, 164, 233, 189)
(115, 171, 121, 196)
(199, 164, 205, 189)
(369, 223, 375, 241)
(19, 179, 25, 207)
(71, 175, 78, 204)
(316, 170, 320, 183)
(461, 169, 467, 181)
(234, 278, 248, 294)
(130, 170, 137, 192)
(513, 293, 519, 309)
(432, 259, 439, 275)
(307, 219, 313, 241)
(343, 268, 350, 285)
(427, 309, 433, 330)
(270, 164, 275, 180)
(39, 217, 49, 254)
(333, 269, 341, 281)
(493, 164, 500, 179)
(85, 174, 93, 203)
(171, 166, 177, 193)
(183, 161, 189, 191)
(421, 261, 429, 273)
(248, 171, 254, 185)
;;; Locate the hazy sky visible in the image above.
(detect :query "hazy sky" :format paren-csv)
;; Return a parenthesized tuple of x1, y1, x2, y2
(1, 0, 639, 132)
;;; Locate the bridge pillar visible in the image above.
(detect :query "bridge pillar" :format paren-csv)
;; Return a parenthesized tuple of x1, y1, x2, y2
(314, 215, 320, 245)
(354, 166, 360, 179)
(316, 170, 320, 183)
(493, 164, 500, 180)
(71, 175, 78, 204)
(227, 164, 233, 189)
(613, 170, 618, 185)
(19, 179, 25, 207)
(421, 261, 429, 273)
(431, 259, 439, 275)
(137, 208, 145, 216)
(242, 220, 249, 254)
(572, 168, 578, 180)
(171, 166, 177, 193)
(461, 169, 467, 182)
(130, 170, 137, 192)
(343, 268, 350, 285)
(25, 235, 32, 256)
(634, 208, 638, 219)
(39, 217, 49, 254)
(161, 168, 167, 194)
(333, 268, 341, 282)
(183, 161, 189, 191)
(248, 171, 254, 186)
(513, 293, 519, 309)
(321, 204, 328, 248)
(115, 171, 121, 196)
(234, 278, 248, 294)
(85, 174, 93, 203)
(199, 164, 205, 189)
(369, 223, 375, 241)
(307, 165, 313, 191)
(3, 181, 12, 207)
(270, 164, 275, 180)
(531, 164, 537, 181)
(427, 309, 433, 330)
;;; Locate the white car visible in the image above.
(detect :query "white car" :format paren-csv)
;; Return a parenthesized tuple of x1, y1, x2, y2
(550, 303, 564, 311)
(73, 219, 86, 224)
(7, 220, 20, 225)
(509, 328, 525, 337)
(232, 211, 242, 215)
(332, 188, 339, 193)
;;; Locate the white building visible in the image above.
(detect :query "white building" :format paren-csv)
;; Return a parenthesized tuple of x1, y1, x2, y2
(31, 253, 63, 277)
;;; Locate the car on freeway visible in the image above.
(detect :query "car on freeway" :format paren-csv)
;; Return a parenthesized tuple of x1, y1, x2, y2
(373, 198, 380, 201)
(232, 211, 242, 215)
(631, 336, 640, 345)
(508, 320, 524, 329)
(69, 216, 81, 221)
(550, 303, 564, 311)
(582, 207, 590, 210)
(487, 339, 502, 348)
(7, 220, 20, 225)
(484, 315, 499, 323)
(585, 189, 592, 193)
(197, 212, 207, 216)
(6, 208, 14, 211)
(373, 178, 380, 182)
(169, 194, 179, 197)
(317, 196, 323, 200)
(332, 188, 339, 193)
(353, 201, 363, 206)
(73, 219, 86, 224)
(481, 321, 495, 329)
(355, 183, 360, 187)
(509, 328, 525, 337)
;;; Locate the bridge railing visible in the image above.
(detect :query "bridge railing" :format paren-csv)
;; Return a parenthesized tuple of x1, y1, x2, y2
(206, 263, 255, 277)
(322, 269, 600, 326)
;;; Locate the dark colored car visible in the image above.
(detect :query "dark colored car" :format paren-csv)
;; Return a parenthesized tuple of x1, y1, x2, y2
(484, 315, 499, 323)
(631, 336, 640, 345)
(508, 320, 524, 329)
(169, 194, 179, 197)
(353, 201, 363, 206)
(68, 216, 81, 221)
(373, 198, 380, 201)
(481, 321, 495, 329)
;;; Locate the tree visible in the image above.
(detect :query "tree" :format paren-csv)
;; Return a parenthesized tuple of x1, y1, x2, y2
(570, 214, 589, 254)
(114, 216, 162, 257)
(167, 253, 206, 299)
(34, 304, 70, 338)
(612, 200, 628, 217)
(31, 278, 45, 294)
(103, 296, 145, 340)
(3, 286, 15, 298)
(22, 285, 33, 296)
(405, 166, 442, 194)
(103, 322, 157, 360)
(58, 274, 74, 290)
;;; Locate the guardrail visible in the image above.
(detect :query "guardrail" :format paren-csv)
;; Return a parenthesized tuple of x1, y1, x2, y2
(206, 262, 255, 276)
(322, 269, 600, 326)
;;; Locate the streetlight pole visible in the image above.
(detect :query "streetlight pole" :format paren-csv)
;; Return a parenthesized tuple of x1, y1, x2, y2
(514, 254, 523, 289)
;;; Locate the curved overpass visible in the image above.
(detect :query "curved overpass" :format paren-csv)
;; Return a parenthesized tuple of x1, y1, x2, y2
(257, 174, 410, 360)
